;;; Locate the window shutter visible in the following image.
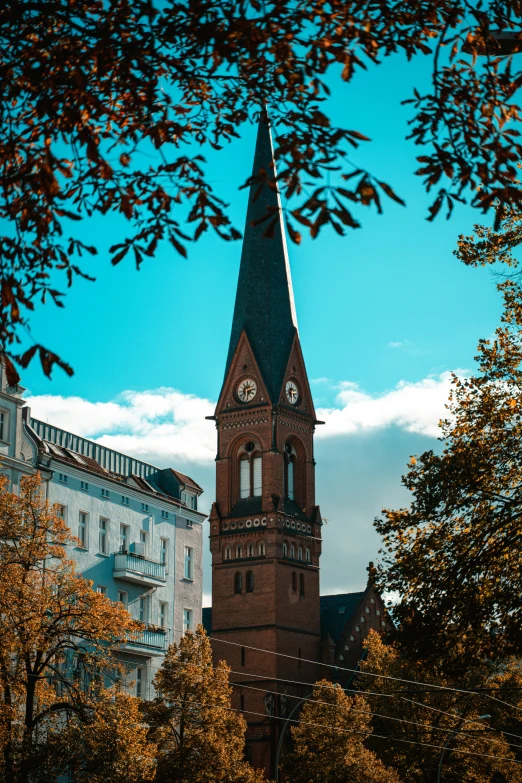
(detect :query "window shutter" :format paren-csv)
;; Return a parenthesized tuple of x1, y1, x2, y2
(253, 456, 262, 497)
(240, 459, 250, 498)
(287, 459, 294, 500)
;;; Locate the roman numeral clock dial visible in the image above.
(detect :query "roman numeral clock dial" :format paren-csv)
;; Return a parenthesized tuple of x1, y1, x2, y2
(237, 378, 258, 403)
(286, 380, 299, 404)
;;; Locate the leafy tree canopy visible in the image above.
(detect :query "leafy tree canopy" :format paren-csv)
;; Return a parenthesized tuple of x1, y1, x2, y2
(2, 0, 522, 379)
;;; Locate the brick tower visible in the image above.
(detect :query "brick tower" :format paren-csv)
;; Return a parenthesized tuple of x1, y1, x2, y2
(207, 112, 323, 777)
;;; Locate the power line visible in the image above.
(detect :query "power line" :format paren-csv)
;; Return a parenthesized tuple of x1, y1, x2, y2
(209, 634, 522, 713)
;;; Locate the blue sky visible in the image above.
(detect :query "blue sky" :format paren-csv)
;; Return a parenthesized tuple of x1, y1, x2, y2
(20, 50, 505, 602)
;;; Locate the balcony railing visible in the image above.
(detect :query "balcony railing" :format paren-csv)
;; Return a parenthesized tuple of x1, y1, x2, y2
(113, 551, 166, 583)
(128, 625, 167, 650)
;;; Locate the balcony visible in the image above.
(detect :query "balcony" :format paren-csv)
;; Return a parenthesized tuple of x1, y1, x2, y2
(113, 551, 166, 588)
(120, 625, 168, 657)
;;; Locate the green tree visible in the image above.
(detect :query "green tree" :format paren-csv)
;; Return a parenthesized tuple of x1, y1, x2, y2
(2, 0, 522, 380)
(356, 630, 522, 783)
(375, 271, 522, 670)
(283, 679, 400, 783)
(145, 626, 264, 783)
(0, 471, 142, 783)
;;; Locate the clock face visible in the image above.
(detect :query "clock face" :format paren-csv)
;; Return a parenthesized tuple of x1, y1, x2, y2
(286, 380, 299, 405)
(237, 378, 258, 403)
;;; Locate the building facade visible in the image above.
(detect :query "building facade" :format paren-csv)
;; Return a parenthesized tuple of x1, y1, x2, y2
(0, 364, 206, 699)
(205, 112, 388, 777)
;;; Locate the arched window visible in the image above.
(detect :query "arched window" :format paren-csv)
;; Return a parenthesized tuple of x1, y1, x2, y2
(224, 546, 232, 560)
(258, 541, 265, 556)
(234, 572, 242, 594)
(238, 442, 263, 499)
(299, 574, 305, 596)
(241, 647, 246, 666)
(247, 543, 254, 557)
(298, 546, 303, 561)
(282, 541, 288, 557)
(246, 570, 254, 593)
(292, 572, 297, 593)
(236, 544, 242, 559)
(305, 548, 311, 563)
(290, 544, 295, 559)
(284, 442, 296, 500)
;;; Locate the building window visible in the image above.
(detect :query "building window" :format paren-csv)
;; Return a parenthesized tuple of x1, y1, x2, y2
(246, 570, 254, 593)
(247, 543, 254, 557)
(118, 590, 128, 609)
(292, 572, 297, 593)
(258, 541, 265, 556)
(235, 544, 242, 559)
(159, 602, 168, 629)
(298, 648, 302, 668)
(80, 481, 89, 491)
(161, 538, 169, 570)
(0, 411, 6, 441)
(240, 694, 245, 711)
(283, 541, 288, 557)
(234, 572, 242, 594)
(241, 647, 246, 667)
(161, 509, 169, 519)
(377, 609, 381, 616)
(97, 585, 107, 596)
(238, 442, 263, 499)
(298, 546, 303, 561)
(284, 443, 296, 500)
(141, 502, 149, 512)
(78, 512, 88, 548)
(101, 487, 109, 498)
(140, 530, 148, 557)
(183, 608, 193, 634)
(136, 667, 144, 698)
(290, 544, 295, 559)
(119, 524, 128, 553)
(181, 491, 197, 510)
(121, 495, 129, 505)
(98, 518, 108, 555)
(58, 473, 68, 483)
(139, 596, 148, 624)
(305, 548, 311, 563)
(224, 546, 232, 560)
(184, 546, 193, 580)
(299, 574, 305, 596)
(56, 504, 66, 521)
(186, 519, 193, 529)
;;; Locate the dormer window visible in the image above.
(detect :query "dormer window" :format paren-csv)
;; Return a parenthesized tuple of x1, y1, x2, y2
(181, 491, 197, 510)
(239, 441, 262, 499)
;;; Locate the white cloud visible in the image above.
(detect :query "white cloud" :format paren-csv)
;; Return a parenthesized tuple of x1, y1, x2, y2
(316, 371, 458, 439)
(27, 388, 216, 464)
(387, 341, 404, 349)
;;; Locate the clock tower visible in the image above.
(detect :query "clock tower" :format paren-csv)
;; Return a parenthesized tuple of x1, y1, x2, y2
(207, 111, 323, 777)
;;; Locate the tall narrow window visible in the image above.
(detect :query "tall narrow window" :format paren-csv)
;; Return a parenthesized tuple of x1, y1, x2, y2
(246, 570, 254, 593)
(298, 648, 302, 668)
(241, 647, 246, 666)
(234, 572, 242, 594)
(78, 512, 88, 548)
(305, 548, 311, 563)
(136, 668, 144, 698)
(159, 602, 167, 629)
(118, 590, 128, 609)
(290, 544, 295, 559)
(240, 458, 250, 499)
(298, 546, 303, 561)
(283, 542, 288, 557)
(284, 442, 296, 500)
(183, 609, 193, 634)
(119, 524, 128, 553)
(161, 538, 169, 570)
(0, 411, 5, 441)
(240, 694, 245, 711)
(236, 544, 242, 559)
(184, 546, 193, 580)
(299, 574, 305, 596)
(99, 518, 108, 555)
(292, 572, 297, 593)
(258, 541, 265, 556)
(140, 530, 148, 557)
(224, 546, 232, 560)
(252, 456, 262, 497)
(139, 597, 148, 624)
(247, 543, 254, 557)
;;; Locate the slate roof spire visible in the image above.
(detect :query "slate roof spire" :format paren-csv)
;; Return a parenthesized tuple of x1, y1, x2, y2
(224, 109, 298, 402)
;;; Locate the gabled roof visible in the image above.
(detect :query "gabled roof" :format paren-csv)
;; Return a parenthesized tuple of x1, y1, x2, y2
(320, 592, 366, 645)
(223, 110, 298, 402)
(169, 468, 203, 494)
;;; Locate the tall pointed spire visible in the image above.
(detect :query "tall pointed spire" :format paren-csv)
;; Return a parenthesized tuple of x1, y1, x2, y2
(224, 110, 298, 402)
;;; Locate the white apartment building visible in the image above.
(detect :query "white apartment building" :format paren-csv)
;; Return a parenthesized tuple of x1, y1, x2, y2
(0, 365, 206, 699)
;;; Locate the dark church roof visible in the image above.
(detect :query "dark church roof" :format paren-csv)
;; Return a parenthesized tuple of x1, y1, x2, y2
(223, 111, 298, 402)
(320, 592, 366, 644)
(201, 592, 366, 640)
